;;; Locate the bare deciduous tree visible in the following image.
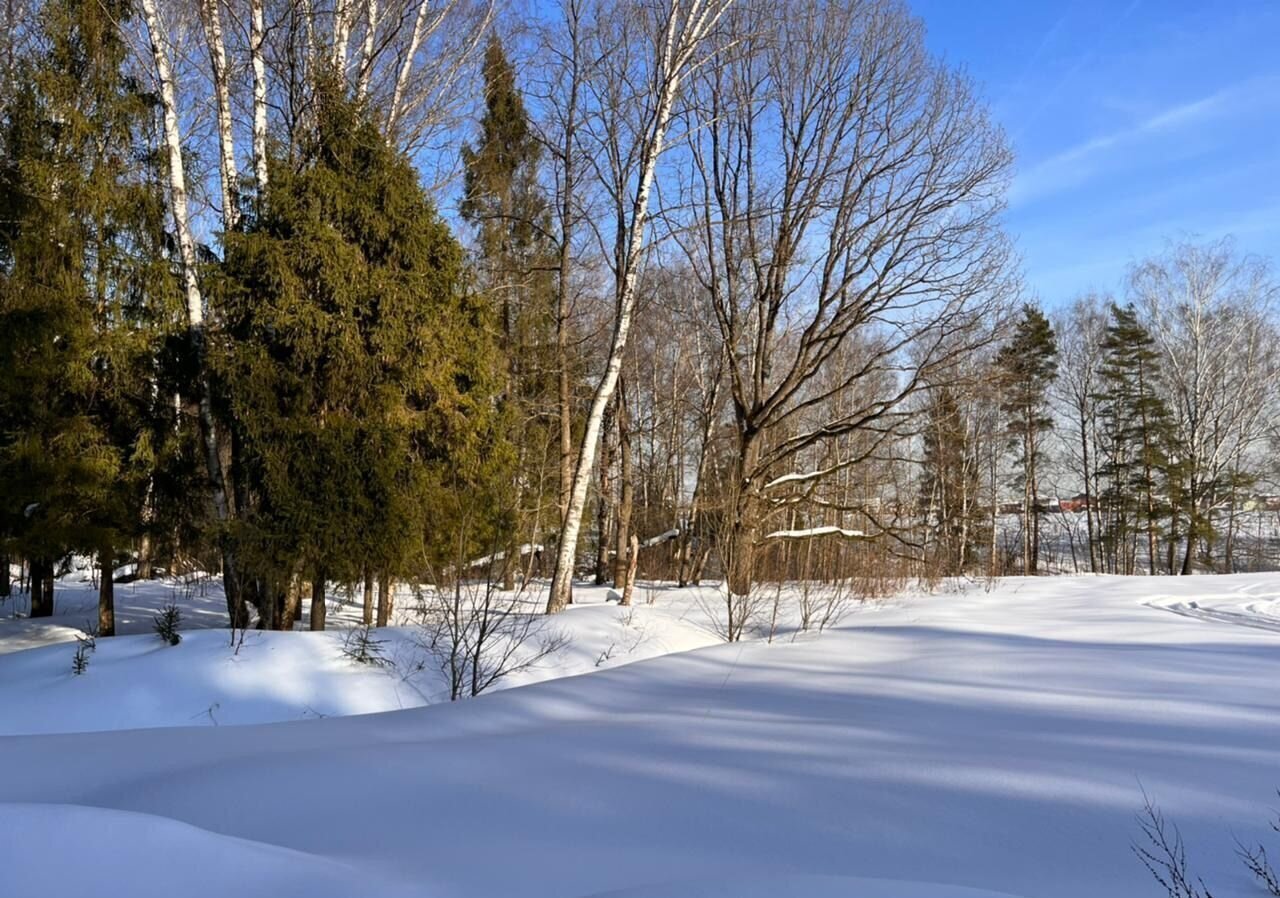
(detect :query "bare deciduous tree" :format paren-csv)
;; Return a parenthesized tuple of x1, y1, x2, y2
(1133, 240, 1279, 574)
(673, 0, 1014, 595)
(545, 0, 732, 613)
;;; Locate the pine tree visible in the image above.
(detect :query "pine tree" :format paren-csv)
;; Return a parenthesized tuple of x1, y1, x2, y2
(214, 82, 506, 629)
(1095, 303, 1174, 575)
(0, 0, 178, 627)
(996, 305, 1059, 575)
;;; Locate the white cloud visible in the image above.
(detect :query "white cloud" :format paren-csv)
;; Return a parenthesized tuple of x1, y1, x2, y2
(1010, 76, 1278, 207)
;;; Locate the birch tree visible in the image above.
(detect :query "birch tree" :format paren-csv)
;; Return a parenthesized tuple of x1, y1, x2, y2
(138, 0, 245, 624)
(1132, 240, 1279, 574)
(1051, 295, 1107, 572)
(544, 0, 731, 613)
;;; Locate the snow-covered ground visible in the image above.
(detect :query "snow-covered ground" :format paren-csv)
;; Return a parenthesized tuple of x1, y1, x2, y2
(0, 570, 725, 733)
(1, 572, 1279, 897)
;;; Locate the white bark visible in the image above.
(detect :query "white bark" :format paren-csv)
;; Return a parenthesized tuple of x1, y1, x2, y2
(199, 0, 239, 229)
(250, 0, 268, 195)
(333, 0, 353, 72)
(546, 0, 732, 613)
(389, 0, 439, 133)
(140, 0, 203, 332)
(139, 0, 232, 526)
(357, 0, 378, 99)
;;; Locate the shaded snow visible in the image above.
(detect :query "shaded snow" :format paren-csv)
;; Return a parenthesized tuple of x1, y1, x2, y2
(0, 574, 1279, 897)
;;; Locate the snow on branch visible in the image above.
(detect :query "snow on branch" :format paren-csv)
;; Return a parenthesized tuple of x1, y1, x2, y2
(763, 526, 868, 540)
(763, 468, 834, 490)
(641, 528, 680, 548)
(468, 544, 543, 569)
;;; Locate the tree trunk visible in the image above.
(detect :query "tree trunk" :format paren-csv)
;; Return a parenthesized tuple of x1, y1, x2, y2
(98, 547, 115, 637)
(199, 0, 238, 228)
(594, 403, 614, 584)
(1181, 503, 1196, 576)
(140, 0, 242, 627)
(1079, 407, 1097, 573)
(726, 494, 759, 596)
(545, 8, 709, 612)
(309, 571, 326, 631)
(136, 531, 154, 580)
(357, 0, 377, 98)
(386, 0, 430, 136)
(0, 553, 9, 598)
(250, 0, 268, 197)
(620, 533, 639, 607)
(281, 575, 302, 630)
(362, 568, 374, 625)
(613, 381, 633, 589)
(376, 573, 393, 627)
(29, 558, 53, 618)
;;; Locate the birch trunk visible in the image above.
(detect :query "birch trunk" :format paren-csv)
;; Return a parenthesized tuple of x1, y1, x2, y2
(250, 0, 268, 195)
(357, 0, 378, 98)
(139, 0, 243, 627)
(612, 379, 634, 589)
(545, 0, 725, 613)
(386, 0, 443, 134)
(332, 0, 353, 72)
(199, 0, 238, 228)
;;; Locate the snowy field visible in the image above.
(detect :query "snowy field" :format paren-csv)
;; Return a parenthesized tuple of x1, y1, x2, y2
(2, 572, 1279, 897)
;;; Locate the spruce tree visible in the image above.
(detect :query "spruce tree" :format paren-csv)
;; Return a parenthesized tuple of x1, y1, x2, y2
(460, 35, 556, 589)
(214, 83, 506, 629)
(0, 0, 178, 627)
(996, 305, 1059, 574)
(1095, 303, 1174, 575)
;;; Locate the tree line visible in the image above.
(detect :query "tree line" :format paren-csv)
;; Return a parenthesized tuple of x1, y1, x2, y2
(1, 0, 1276, 637)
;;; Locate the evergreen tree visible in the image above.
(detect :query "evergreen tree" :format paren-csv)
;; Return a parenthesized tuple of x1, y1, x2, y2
(0, 0, 179, 628)
(460, 35, 557, 589)
(214, 83, 506, 630)
(1095, 303, 1174, 575)
(996, 305, 1058, 574)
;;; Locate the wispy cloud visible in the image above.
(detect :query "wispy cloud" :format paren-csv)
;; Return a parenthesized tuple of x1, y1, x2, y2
(1011, 76, 1278, 207)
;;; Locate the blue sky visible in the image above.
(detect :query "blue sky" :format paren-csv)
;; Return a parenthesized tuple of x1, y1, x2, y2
(910, 0, 1280, 309)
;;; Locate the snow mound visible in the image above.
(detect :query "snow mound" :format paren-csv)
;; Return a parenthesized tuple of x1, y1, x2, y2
(0, 802, 420, 898)
(0, 582, 723, 735)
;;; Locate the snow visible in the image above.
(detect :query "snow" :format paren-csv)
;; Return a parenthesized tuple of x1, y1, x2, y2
(641, 527, 681, 547)
(0, 579, 723, 734)
(1, 573, 1279, 897)
(763, 525, 867, 539)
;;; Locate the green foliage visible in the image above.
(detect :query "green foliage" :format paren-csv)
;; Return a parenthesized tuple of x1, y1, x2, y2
(214, 83, 508, 589)
(460, 36, 558, 572)
(1094, 302, 1176, 571)
(996, 304, 1059, 446)
(153, 601, 181, 645)
(0, 0, 181, 578)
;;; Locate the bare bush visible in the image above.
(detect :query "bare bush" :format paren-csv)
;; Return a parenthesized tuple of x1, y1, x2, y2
(416, 575, 568, 700)
(797, 578, 854, 634)
(1236, 794, 1280, 896)
(1133, 795, 1216, 898)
